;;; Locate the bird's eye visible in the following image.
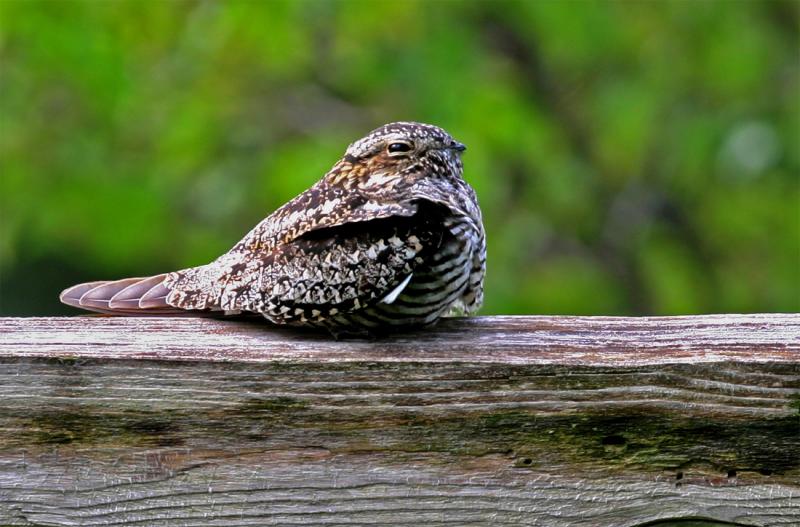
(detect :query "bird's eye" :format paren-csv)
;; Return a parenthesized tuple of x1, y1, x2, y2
(387, 142, 413, 155)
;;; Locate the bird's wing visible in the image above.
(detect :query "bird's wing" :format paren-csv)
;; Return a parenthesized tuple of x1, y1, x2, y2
(169, 203, 445, 322)
(163, 180, 428, 314)
(243, 210, 444, 322)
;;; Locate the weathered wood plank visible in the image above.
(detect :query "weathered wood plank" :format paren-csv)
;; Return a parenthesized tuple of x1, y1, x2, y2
(0, 315, 798, 527)
(2, 314, 798, 364)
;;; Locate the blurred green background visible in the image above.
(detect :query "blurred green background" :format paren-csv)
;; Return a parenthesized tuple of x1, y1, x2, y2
(1, 0, 798, 316)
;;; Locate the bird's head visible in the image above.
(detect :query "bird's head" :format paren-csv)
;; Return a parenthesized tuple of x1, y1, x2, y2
(326, 122, 466, 191)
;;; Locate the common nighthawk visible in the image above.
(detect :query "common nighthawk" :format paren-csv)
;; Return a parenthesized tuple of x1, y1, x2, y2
(61, 122, 486, 332)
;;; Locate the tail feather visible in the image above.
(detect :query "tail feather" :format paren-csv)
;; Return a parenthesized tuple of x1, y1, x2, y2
(60, 281, 108, 308)
(60, 274, 265, 319)
(79, 277, 148, 310)
(109, 274, 169, 309)
(139, 278, 172, 309)
(60, 274, 188, 316)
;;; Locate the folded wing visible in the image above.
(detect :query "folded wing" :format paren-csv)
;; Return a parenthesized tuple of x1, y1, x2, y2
(167, 201, 446, 325)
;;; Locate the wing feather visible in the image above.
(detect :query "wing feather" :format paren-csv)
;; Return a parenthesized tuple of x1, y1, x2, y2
(166, 198, 446, 324)
(164, 179, 419, 312)
(226, 212, 440, 323)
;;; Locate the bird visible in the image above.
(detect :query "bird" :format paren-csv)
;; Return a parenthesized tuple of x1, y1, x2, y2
(60, 122, 486, 333)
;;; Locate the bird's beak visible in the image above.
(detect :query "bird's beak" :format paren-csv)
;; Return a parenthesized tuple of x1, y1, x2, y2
(450, 142, 466, 152)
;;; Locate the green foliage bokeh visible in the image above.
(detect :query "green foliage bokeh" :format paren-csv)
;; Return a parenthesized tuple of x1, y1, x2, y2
(1, 0, 798, 316)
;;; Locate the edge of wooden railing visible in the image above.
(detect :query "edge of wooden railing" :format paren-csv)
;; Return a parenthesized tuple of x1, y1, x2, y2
(1, 313, 798, 364)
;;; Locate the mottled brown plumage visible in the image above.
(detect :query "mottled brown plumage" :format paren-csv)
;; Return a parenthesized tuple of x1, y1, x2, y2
(61, 122, 486, 332)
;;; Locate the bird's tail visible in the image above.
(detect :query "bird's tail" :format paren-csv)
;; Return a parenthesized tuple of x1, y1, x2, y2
(59, 274, 189, 316)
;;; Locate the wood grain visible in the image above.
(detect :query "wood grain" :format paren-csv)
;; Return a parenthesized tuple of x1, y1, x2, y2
(0, 315, 798, 526)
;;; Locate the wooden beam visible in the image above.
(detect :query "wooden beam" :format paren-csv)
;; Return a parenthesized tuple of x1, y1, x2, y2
(0, 314, 798, 526)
